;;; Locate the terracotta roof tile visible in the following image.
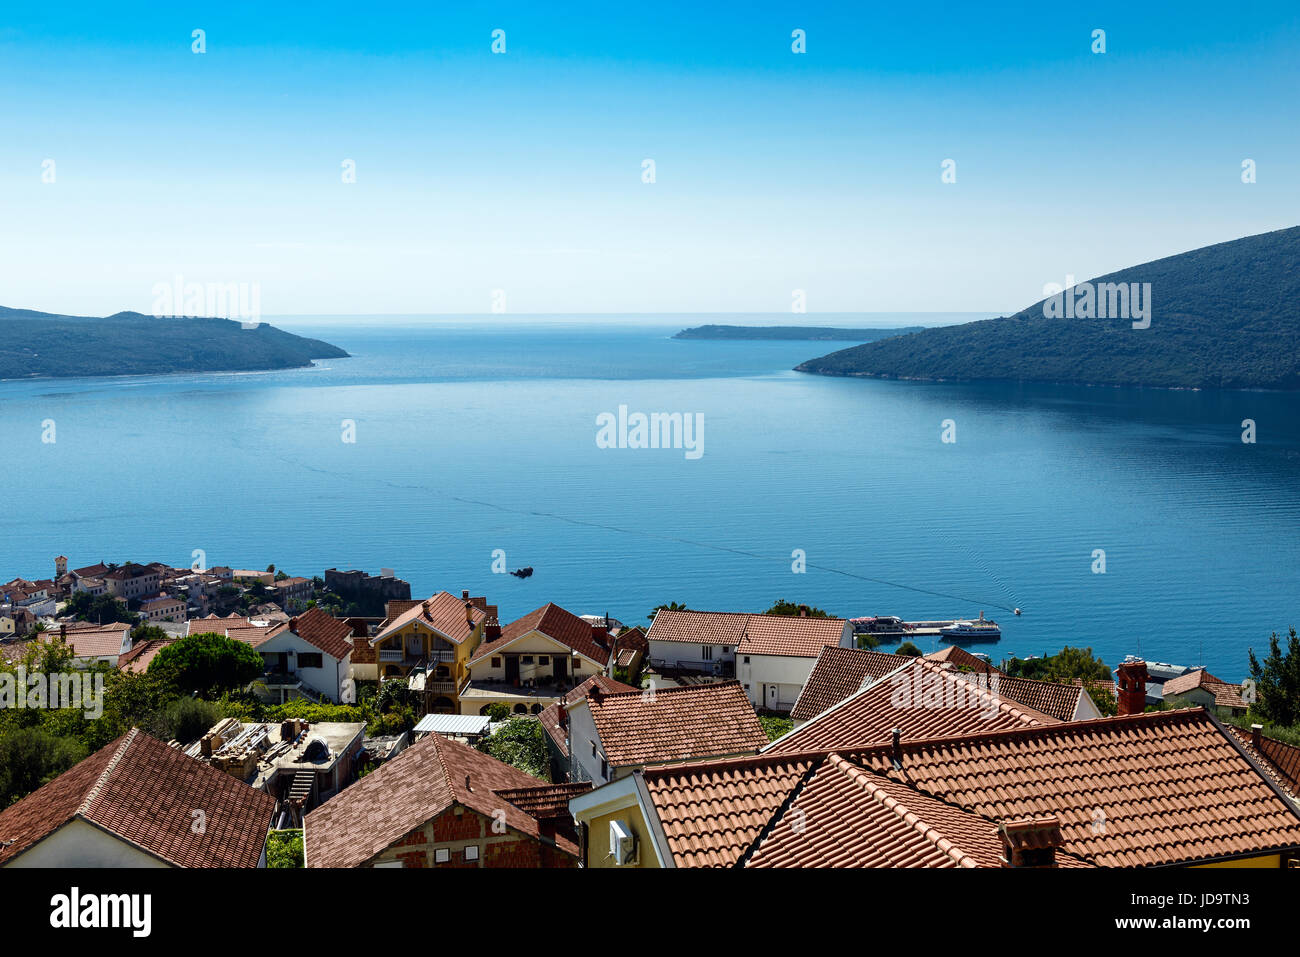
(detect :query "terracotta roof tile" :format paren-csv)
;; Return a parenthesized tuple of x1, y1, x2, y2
(584, 681, 767, 768)
(373, 591, 486, 647)
(641, 752, 818, 867)
(0, 729, 274, 867)
(289, 608, 354, 660)
(1228, 727, 1300, 800)
(791, 646, 916, 722)
(538, 675, 638, 757)
(924, 645, 1003, 673)
(187, 613, 288, 646)
(470, 602, 610, 665)
(767, 658, 1057, 755)
(304, 732, 576, 867)
(980, 674, 1090, 722)
(496, 782, 593, 818)
(845, 709, 1300, 867)
(647, 609, 849, 658)
(747, 755, 1020, 868)
(1162, 669, 1249, 710)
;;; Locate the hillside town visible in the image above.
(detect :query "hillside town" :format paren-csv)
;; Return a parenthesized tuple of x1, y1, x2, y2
(0, 556, 1298, 869)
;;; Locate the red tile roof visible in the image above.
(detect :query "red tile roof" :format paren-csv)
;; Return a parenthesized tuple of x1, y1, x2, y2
(981, 674, 1092, 722)
(1162, 669, 1249, 710)
(1228, 726, 1300, 799)
(117, 636, 178, 674)
(647, 609, 849, 658)
(495, 782, 593, 818)
(845, 709, 1300, 867)
(746, 754, 1022, 868)
(641, 752, 819, 867)
(0, 729, 274, 867)
(583, 680, 767, 768)
(538, 675, 638, 757)
(289, 608, 355, 660)
(634, 710, 1300, 868)
(187, 613, 288, 646)
(469, 602, 610, 666)
(373, 591, 486, 647)
(790, 646, 915, 722)
(304, 732, 577, 867)
(924, 645, 1002, 673)
(767, 657, 1058, 755)
(59, 622, 131, 659)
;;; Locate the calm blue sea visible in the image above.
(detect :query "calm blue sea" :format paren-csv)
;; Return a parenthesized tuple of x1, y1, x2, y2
(5, 316, 1299, 681)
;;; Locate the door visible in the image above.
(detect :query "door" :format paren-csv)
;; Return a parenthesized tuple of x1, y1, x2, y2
(766, 684, 777, 708)
(505, 655, 519, 682)
(554, 655, 568, 680)
(277, 652, 289, 674)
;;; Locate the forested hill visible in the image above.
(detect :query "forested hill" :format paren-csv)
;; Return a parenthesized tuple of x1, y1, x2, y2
(0, 307, 349, 379)
(796, 226, 1300, 390)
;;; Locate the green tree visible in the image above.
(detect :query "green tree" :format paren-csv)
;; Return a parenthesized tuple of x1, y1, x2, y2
(485, 702, 511, 722)
(895, 641, 922, 657)
(148, 633, 265, 697)
(763, 599, 832, 618)
(159, 697, 221, 744)
(649, 601, 688, 622)
(266, 829, 305, 868)
(1248, 627, 1300, 726)
(64, 590, 137, 625)
(0, 727, 88, 808)
(476, 717, 548, 779)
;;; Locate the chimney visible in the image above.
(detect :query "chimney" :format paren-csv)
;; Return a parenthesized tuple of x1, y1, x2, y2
(557, 701, 568, 729)
(464, 774, 472, 792)
(58, 622, 67, 643)
(1251, 723, 1263, 749)
(1116, 661, 1147, 716)
(591, 623, 609, 648)
(485, 617, 501, 641)
(798, 604, 809, 618)
(462, 589, 469, 601)
(999, 816, 1064, 868)
(890, 728, 902, 769)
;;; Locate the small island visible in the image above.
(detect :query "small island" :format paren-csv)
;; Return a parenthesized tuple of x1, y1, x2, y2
(0, 306, 349, 380)
(674, 324, 923, 342)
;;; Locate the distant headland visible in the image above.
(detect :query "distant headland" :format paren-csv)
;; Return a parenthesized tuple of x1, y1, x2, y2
(0, 306, 349, 380)
(674, 324, 924, 342)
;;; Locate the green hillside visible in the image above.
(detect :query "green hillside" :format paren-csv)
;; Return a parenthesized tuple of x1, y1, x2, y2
(0, 307, 349, 379)
(796, 227, 1300, 390)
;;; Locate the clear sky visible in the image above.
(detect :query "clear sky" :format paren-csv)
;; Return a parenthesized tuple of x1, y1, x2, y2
(1, 1, 1297, 316)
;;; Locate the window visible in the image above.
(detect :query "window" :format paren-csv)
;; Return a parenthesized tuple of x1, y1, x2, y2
(298, 653, 323, 669)
(590, 740, 597, 757)
(702, 646, 713, 660)
(464, 845, 479, 862)
(573, 659, 581, 670)
(522, 655, 534, 664)
(744, 656, 750, 664)
(539, 655, 550, 665)
(600, 759, 608, 779)
(433, 848, 450, 864)
(491, 656, 501, 667)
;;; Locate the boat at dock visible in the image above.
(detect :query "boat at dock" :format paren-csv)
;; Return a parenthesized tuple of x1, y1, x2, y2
(938, 612, 1001, 642)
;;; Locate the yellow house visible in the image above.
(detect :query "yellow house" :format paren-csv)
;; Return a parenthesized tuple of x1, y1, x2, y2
(568, 774, 667, 868)
(363, 591, 494, 713)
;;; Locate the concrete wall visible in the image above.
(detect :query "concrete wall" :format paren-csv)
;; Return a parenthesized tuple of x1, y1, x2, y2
(6, 819, 170, 868)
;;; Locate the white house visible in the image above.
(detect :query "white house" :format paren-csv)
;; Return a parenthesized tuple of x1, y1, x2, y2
(254, 608, 357, 703)
(645, 609, 853, 711)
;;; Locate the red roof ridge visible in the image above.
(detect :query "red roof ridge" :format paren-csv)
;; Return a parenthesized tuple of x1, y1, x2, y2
(77, 728, 138, 817)
(826, 754, 983, 868)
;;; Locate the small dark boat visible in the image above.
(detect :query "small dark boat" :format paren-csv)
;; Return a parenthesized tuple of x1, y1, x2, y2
(510, 567, 534, 579)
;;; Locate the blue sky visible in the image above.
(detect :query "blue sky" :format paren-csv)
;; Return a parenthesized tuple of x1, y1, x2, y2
(1, 2, 1297, 316)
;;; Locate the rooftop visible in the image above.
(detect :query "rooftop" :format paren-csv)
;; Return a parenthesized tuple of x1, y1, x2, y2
(0, 729, 275, 867)
(646, 608, 848, 658)
(791, 646, 916, 722)
(582, 680, 768, 768)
